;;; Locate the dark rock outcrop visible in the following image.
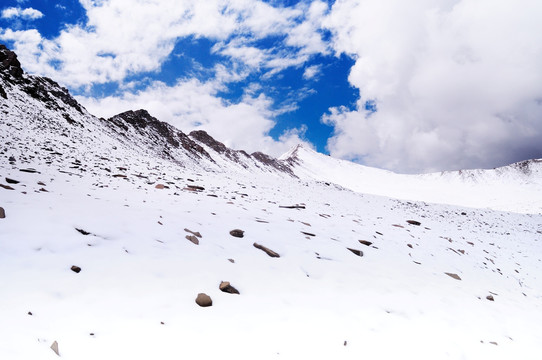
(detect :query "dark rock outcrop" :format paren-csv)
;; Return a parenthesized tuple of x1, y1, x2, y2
(0, 44, 23, 78)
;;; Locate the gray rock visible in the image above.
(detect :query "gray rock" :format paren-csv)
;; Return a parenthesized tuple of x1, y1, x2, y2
(50, 341, 59, 356)
(185, 235, 199, 245)
(195, 293, 212, 307)
(445, 272, 461, 280)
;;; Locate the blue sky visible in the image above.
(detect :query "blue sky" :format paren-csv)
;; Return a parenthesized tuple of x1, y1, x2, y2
(1, 0, 541, 173)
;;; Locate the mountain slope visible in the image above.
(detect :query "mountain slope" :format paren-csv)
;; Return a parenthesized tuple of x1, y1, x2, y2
(1, 45, 542, 360)
(281, 144, 542, 214)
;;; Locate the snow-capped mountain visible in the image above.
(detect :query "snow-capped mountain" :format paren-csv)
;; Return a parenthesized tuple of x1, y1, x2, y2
(280, 144, 542, 214)
(1, 45, 541, 360)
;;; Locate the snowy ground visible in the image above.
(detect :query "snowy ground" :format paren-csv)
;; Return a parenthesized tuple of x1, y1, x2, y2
(1, 156, 541, 359)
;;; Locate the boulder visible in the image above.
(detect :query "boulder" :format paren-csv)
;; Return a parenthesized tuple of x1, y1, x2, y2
(195, 293, 212, 307)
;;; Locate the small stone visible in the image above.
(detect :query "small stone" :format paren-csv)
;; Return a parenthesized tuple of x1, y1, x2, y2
(50, 341, 60, 356)
(344, 341, 348, 346)
(486, 295, 494, 301)
(301, 231, 316, 237)
(230, 229, 245, 238)
(71, 265, 81, 273)
(28, 311, 32, 316)
(0, 207, 5, 219)
(445, 272, 461, 280)
(219, 281, 240, 294)
(407, 220, 421, 226)
(228, 258, 235, 263)
(195, 293, 212, 307)
(155, 184, 165, 189)
(186, 235, 199, 245)
(184, 228, 202, 238)
(407, 244, 413, 248)
(5, 177, 19, 184)
(347, 248, 363, 257)
(358, 240, 372, 246)
(0, 184, 15, 190)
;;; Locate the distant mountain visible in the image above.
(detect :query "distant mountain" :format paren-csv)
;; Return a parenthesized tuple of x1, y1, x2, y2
(280, 144, 542, 213)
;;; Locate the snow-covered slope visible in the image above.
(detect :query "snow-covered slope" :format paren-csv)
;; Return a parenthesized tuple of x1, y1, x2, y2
(2, 45, 542, 360)
(281, 144, 542, 214)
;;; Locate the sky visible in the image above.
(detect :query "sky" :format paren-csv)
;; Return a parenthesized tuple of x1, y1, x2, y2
(1, 0, 541, 173)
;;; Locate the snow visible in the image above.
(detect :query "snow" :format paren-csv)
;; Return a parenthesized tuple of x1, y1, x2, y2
(1, 69, 542, 359)
(282, 144, 542, 214)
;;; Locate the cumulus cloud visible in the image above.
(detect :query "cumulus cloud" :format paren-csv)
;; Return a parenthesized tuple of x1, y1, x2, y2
(77, 77, 312, 157)
(303, 64, 322, 80)
(322, 0, 542, 173)
(1, 6, 43, 20)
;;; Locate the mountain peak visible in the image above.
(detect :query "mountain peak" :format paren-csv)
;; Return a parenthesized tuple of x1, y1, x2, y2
(0, 44, 23, 78)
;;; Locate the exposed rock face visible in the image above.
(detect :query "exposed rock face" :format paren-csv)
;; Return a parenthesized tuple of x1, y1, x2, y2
(251, 151, 294, 176)
(0, 44, 23, 78)
(107, 110, 213, 162)
(195, 293, 212, 307)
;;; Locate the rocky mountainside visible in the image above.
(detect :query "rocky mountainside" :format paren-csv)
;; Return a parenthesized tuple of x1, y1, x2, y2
(0, 45, 295, 184)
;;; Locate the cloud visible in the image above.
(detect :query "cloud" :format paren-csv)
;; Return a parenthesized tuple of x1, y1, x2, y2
(76, 77, 312, 157)
(322, 0, 542, 173)
(0, 0, 328, 88)
(1, 7, 44, 20)
(302, 64, 322, 80)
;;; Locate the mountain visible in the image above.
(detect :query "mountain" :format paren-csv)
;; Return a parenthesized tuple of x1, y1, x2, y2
(280, 144, 542, 214)
(1, 45, 542, 360)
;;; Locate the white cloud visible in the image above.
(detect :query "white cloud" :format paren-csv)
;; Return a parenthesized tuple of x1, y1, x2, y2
(302, 64, 321, 80)
(76, 78, 310, 157)
(1, 7, 44, 20)
(322, 0, 542, 173)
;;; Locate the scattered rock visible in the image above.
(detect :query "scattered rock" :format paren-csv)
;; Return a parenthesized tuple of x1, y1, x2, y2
(253, 242, 280, 258)
(230, 229, 245, 238)
(301, 231, 316, 237)
(489, 341, 498, 346)
(344, 341, 347, 346)
(76, 228, 91, 235)
(347, 248, 363, 257)
(155, 183, 166, 189)
(486, 295, 494, 301)
(19, 168, 39, 174)
(0, 207, 5, 219)
(228, 258, 235, 263)
(392, 224, 404, 228)
(37, 181, 46, 186)
(71, 265, 81, 273)
(195, 293, 212, 307)
(50, 341, 60, 356)
(279, 204, 305, 209)
(187, 184, 205, 191)
(5, 177, 19, 184)
(358, 240, 372, 246)
(219, 281, 240, 294)
(445, 272, 461, 280)
(461, 212, 467, 216)
(407, 220, 421, 226)
(28, 311, 32, 316)
(184, 228, 202, 238)
(185, 235, 199, 245)
(407, 244, 413, 248)
(0, 184, 15, 190)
